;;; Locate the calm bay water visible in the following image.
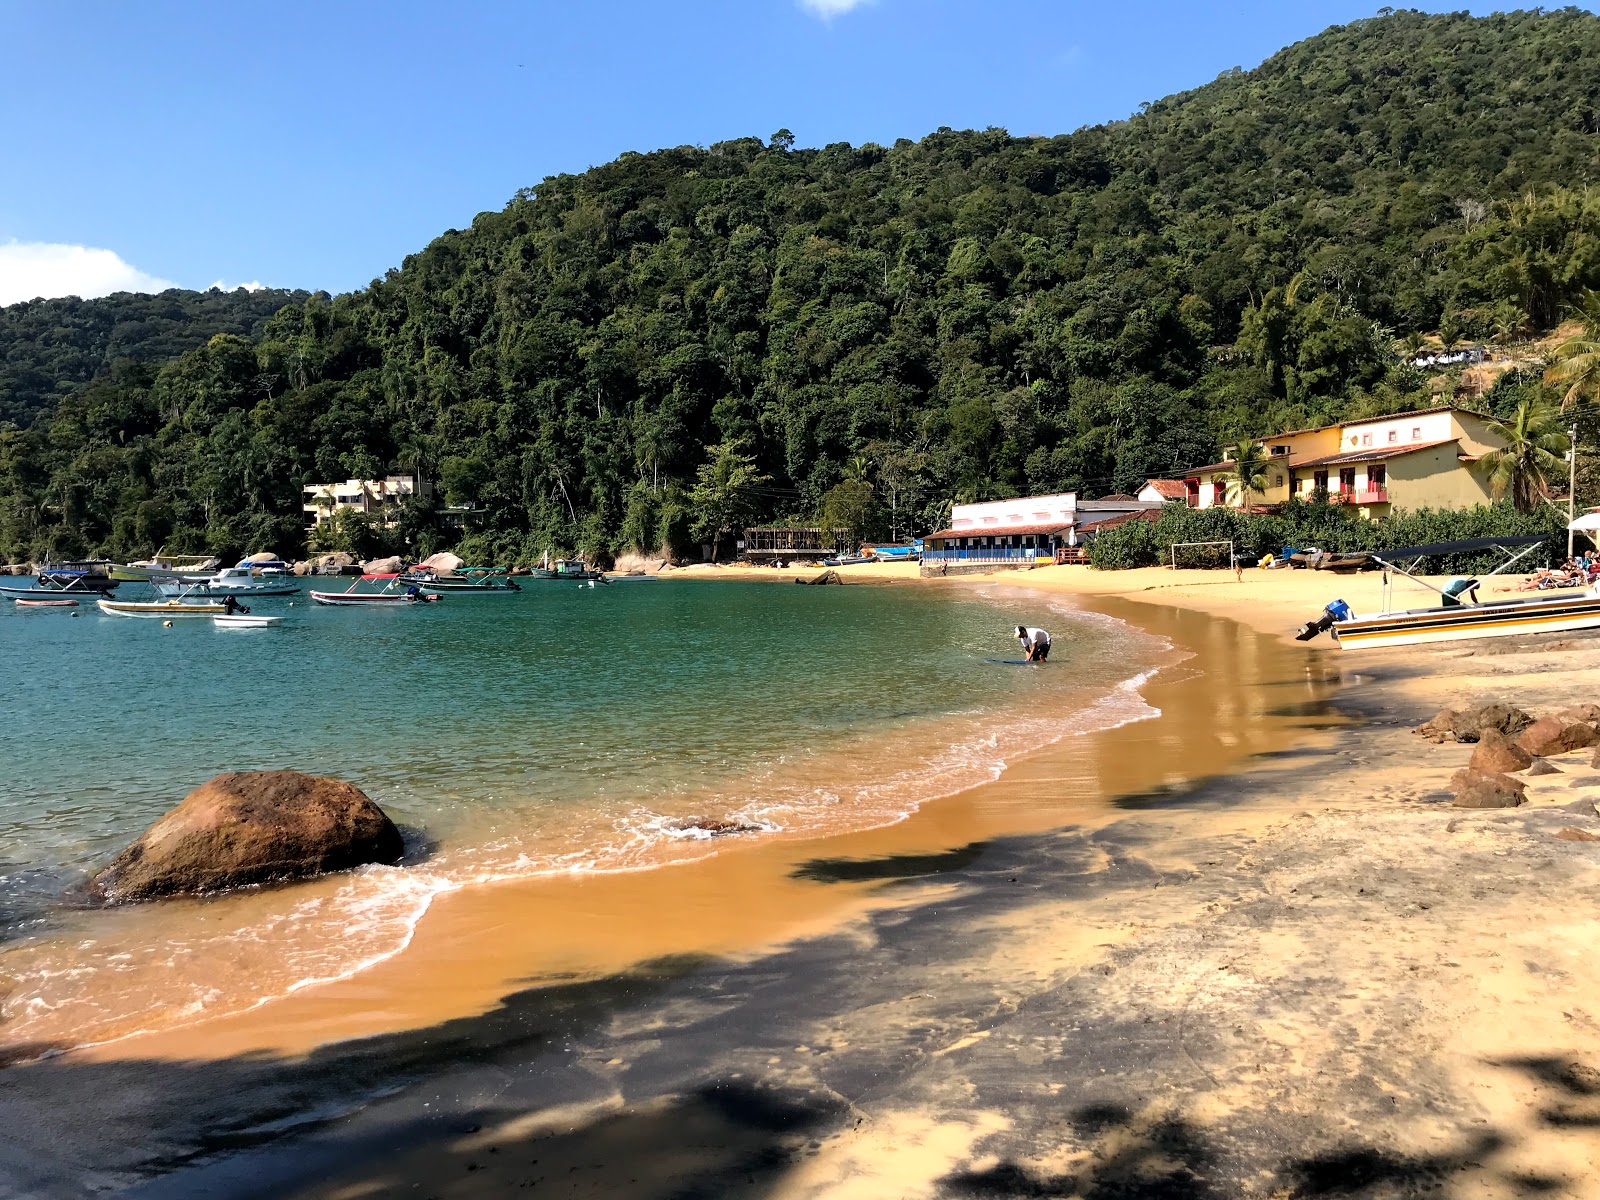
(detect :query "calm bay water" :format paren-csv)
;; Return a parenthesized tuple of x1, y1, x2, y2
(0, 578, 1163, 1049)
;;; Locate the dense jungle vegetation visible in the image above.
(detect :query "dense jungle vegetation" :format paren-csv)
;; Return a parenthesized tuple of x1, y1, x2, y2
(4, 8, 1600, 564)
(0, 287, 308, 427)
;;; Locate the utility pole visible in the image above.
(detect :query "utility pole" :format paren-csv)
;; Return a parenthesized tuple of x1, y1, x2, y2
(1569, 422, 1579, 559)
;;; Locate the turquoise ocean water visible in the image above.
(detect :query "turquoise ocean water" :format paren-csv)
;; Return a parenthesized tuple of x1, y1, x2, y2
(0, 578, 1164, 1048)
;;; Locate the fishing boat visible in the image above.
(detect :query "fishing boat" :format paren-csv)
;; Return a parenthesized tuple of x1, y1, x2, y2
(97, 596, 229, 618)
(154, 567, 300, 597)
(529, 558, 604, 581)
(401, 566, 522, 593)
(309, 573, 441, 606)
(109, 553, 219, 583)
(822, 553, 876, 567)
(1305, 536, 1600, 651)
(14, 597, 78, 608)
(0, 560, 121, 597)
(213, 613, 285, 628)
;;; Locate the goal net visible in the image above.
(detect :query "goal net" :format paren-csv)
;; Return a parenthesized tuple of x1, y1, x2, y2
(1169, 540, 1235, 571)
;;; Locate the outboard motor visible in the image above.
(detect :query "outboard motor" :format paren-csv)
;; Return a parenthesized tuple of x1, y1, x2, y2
(1295, 598, 1353, 642)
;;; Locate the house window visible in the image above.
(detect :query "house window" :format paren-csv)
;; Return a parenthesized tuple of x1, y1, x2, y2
(1313, 470, 1329, 492)
(1412, 427, 1422, 440)
(1369, 465, 1386, 493)
(1339, 467, 1357, 493)
(1388, 430, 1397, 443)
(1274, 474, 1284, 488)
(1361, 433, 1373, 447)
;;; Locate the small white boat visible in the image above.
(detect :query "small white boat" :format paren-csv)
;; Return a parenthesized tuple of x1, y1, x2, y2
(213, 613, 284, 628)
(155, 567, 299, 597)
(14, 596, 78, 608)
(310, 573, 441, 606)
(98, 597, 228, 618)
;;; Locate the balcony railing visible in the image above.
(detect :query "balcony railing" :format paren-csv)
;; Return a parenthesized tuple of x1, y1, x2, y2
(1353, 488, 1389, 504)
(923, 546, 1050, 564)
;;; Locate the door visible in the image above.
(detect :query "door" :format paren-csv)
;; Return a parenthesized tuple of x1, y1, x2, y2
(1338, 467, 1357, 495)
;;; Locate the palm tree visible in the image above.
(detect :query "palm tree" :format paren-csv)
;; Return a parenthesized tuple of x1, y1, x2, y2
(1216, 439, 1270, 512)
(1479, 397, 1570, 513)
(1544, 290, 1600, 411)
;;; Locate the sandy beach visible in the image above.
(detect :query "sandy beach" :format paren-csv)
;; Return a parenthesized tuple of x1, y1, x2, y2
(7, 562, 1600, 1197)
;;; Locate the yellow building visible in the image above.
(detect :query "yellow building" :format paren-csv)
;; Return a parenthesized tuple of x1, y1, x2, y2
(1173, 406, 1504, 518)
(302, 475, 433, 530)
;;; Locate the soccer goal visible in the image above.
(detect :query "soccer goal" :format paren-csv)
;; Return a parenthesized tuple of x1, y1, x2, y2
(1169, 540, 1235, 571)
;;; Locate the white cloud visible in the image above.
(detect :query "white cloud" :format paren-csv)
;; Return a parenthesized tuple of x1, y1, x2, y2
(798, 0, 873, 18)
(0, 240, 177, 307)
(210, 279, 267, 292)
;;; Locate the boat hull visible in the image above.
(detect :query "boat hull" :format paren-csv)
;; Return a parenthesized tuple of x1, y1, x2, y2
(309, 592, 427, 606)
(155, 581, 300, 597)
(213, 614, 284, 627)
(97, 598, 229, 618)
(15, 597, 78, 608)
(0, 579, 117, 596)
(1333, 591, 1600, 650)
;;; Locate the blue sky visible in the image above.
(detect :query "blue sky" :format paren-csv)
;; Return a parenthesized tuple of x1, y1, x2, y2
(0, 1, 1587, 303)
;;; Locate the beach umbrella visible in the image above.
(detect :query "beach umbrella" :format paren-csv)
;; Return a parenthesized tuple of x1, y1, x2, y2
(1566, 511, 1600, 532)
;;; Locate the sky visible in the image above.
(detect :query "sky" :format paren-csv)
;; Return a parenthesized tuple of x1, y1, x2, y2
(0, 0, 1589, 305)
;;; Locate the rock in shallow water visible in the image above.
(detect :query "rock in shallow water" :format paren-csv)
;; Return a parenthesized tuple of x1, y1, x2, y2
(88, 771, 404, 903)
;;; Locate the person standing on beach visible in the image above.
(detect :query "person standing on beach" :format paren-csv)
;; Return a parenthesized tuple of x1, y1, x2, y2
(1016, 625, 1052, 662)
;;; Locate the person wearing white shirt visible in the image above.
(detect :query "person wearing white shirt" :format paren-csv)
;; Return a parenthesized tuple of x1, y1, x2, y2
(1015, 625, 1052, 662)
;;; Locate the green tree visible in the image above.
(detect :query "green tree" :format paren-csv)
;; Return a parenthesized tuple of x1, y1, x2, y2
(688, 439, 769, 560)
(820, 478, 875, 549)
(1544, 290, 1600, 411)
(1216, 440, 1270, 512)
(1479, 397, 1570, 513)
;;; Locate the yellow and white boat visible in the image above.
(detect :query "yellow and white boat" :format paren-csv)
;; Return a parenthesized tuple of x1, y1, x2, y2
(1328, 535, 1600, 650)
(97, 597, 228, 619)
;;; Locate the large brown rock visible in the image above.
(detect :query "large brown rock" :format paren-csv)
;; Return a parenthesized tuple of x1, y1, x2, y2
(1469, 729, 1533, 775)
(89, 771, 404, 903)
(1450, 767, 1527, 810)
(1414, 702, 1535, 744)
(1517, 717, 1598, 758)
(1559, 704, 1600, 725)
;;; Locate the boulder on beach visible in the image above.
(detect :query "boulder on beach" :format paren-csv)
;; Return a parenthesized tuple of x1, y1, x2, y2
(1517, 717, 1597, 757)
(1417, 702, 1535, 744)
(798, 569, 843, 586)
(242, 551, 281, 564)
(1450, 767, 1527, 809)
(312, 551, 357, 575)
(1556, 827, 1600, 843)
(362, 555, 405, 575)
(88, 771, 405, 903)
(1528, 759, 1563, 776)
(1559, 704, 1600, 725)
(1468, 729, 1533, 775)
(292, 560, 311, 577)
(421, 551, 464, 572)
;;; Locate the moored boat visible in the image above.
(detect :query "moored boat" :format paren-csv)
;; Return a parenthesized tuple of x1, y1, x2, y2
(14, 597, 78, 608)
(529, 558, 603, 581)
(109, 553, 219, 583)
(97, 596, 229, 618)
(0, 560, 121, 596)
(1308, 536, 1600, 651)
(310, 573, 440, 606)
(401, 566, 521, 593)
(213, 613, 285, 628)
(154, 567, 300, 597)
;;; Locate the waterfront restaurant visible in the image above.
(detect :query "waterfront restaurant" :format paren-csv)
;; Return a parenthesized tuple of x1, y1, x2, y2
(921, 493, 1160, 576)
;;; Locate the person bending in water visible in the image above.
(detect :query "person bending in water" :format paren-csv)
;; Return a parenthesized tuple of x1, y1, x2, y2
(1016, 625, 1052, 662)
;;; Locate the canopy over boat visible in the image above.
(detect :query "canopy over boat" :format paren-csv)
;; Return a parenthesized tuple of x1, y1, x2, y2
(360, 572, 401, 580)
(1371, 535, 1545, 562)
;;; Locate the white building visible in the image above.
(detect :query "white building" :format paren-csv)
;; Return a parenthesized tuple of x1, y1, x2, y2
(921, 492, 1161, 575)
(302, 475, 433, 529)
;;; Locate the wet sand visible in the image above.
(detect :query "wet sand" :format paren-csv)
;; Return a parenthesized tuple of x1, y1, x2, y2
(9, 568, 1600, 1196)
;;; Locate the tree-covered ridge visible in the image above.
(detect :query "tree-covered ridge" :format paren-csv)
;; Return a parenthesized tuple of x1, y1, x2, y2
(0, 287, 310, 426)
(4, 8, 1600, 565)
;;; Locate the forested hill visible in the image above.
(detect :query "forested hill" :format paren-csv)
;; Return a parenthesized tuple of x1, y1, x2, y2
(0, 287, 309, 425)
(4, 7, 1600, 565)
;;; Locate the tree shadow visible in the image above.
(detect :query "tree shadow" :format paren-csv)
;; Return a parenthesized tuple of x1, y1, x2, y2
(790, 842, 991, 884)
